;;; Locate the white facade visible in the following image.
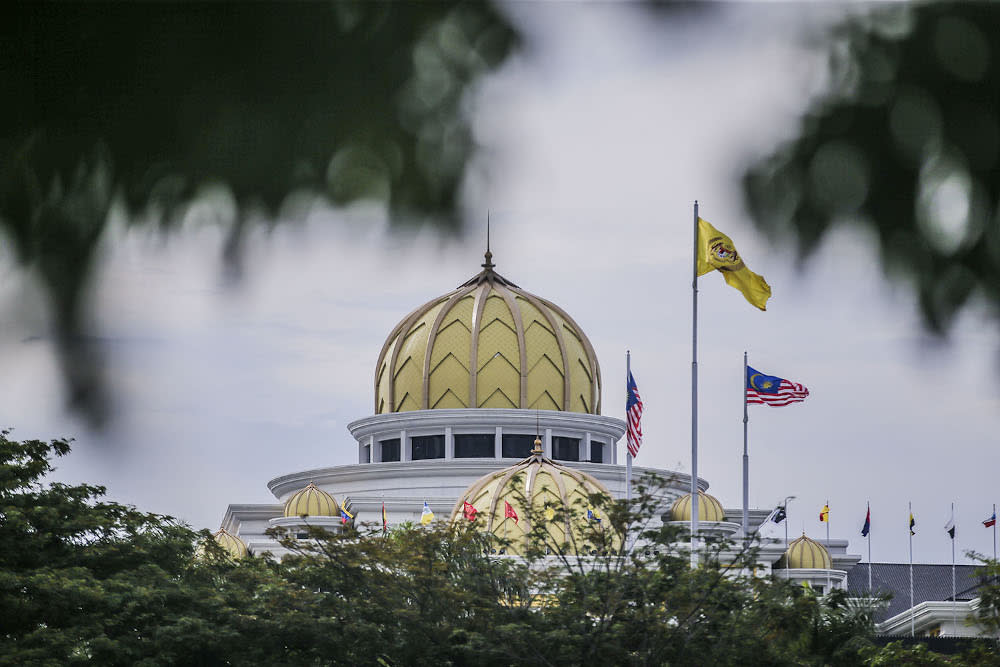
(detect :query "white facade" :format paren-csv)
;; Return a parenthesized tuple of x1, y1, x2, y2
(877, 599, 990, 638)
(223, 406, 709, 555)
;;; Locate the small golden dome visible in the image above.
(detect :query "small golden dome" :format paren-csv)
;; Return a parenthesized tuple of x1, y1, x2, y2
(450, 447, 616, 556)
(775, 534, 833, 569)
(375, 255, 602, 415)
(670, 491, 726, 522)
(284, 482, 340, 518)
(211, 527, 248, 559)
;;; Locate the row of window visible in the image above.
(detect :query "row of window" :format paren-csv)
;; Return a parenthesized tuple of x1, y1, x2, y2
(364, 434, 605, 464)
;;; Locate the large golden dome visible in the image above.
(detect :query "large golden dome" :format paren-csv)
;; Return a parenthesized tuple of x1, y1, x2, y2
(375, 251, 602, 415)
(449, 439, 616, 556)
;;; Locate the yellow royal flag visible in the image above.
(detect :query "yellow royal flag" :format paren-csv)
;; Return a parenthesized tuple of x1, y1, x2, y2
(697, 218, 772, 310)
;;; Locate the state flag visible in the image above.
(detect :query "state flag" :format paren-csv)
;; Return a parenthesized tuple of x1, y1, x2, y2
(504, 500, 518, 524)
(420, 501, 434, 525)
(697, 218, 771, 310)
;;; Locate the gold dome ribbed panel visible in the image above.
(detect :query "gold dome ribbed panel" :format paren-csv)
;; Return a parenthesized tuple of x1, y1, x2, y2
(284, 482, 340, 518)
(670, 491, 726, 522)
(776, 535, 833, 569)
(449, 448, 618, 556)
(375, 259, 602, 414)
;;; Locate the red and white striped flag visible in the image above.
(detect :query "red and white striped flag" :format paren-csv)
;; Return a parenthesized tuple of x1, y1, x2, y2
(626, 370, 643, 457)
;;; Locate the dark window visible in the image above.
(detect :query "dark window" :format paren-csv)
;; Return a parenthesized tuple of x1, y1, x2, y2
(552, 436, 580, 461)
(590, 441, 604, 463)
(455, 434, 495, 458)
(502, 434, 535, 459)
(296, 532, 308, 539)
(412, 435, 445, 460)
(362, 444, 371, 463)
(380, 438, 400, 462)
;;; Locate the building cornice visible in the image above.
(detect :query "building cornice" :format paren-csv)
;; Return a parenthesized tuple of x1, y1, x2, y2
(268, 459, 704, 501)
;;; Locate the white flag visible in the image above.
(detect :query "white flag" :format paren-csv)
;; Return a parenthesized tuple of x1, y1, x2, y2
(944, 508, 955, 539)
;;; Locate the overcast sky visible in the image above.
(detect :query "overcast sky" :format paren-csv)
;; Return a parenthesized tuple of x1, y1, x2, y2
(3, 3, 998, 566)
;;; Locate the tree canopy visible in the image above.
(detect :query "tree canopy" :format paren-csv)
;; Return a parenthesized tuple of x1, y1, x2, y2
(0, 1, 518, 424)
(3, 430, 997, 665)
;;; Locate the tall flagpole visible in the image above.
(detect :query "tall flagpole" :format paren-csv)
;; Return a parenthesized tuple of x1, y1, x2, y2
(909, 501, 915, 638)
(742, 351, 749, 537)
(952, 501, 957, 635)
(994, 503, 997, 562)
(690, 200, 700, 567)
(626, 351, 632, 504)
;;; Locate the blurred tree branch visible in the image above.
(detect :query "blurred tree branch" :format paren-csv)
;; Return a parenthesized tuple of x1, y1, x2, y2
(743, 3, 1000, 339)
(0, 1, 518, 425)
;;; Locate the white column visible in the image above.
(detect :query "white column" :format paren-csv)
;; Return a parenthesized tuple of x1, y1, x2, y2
(583, 432, 591, 462)
(494, 426, 502, 458)
(402, 430, 410, 462)
(445, 427, 454, 459)
(544, 428, 552, 457)
(374, 439, 382, 463)
(612, 435, 618, 465)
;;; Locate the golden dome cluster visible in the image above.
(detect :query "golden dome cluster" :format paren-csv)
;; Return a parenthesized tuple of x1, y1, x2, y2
(669, 491, 726, 522)
(284, 482, 340, 518)
(375, 254, 602, 415)
(449, 438, 616, 555)
(775, 534, 833, 569)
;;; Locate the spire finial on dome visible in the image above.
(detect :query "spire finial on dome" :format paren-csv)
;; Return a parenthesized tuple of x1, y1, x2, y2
(482, 212, 494, 270)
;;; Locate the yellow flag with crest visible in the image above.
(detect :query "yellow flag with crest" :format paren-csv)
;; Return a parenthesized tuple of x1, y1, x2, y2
(697, 218, 771, 310)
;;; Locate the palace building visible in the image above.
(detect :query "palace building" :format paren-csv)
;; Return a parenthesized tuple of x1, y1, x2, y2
(215, 249, 987, 638)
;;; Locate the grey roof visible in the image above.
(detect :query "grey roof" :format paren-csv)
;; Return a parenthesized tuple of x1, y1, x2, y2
(846, 563, 990, 621)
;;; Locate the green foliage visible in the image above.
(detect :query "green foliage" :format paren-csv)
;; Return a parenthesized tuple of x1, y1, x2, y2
(971, 556, 1000, 634)
(743, 3, 1000, 339)
(0, 2, 518, 424)
(4, 432, 997, 665)
(0, 429, 212, 664)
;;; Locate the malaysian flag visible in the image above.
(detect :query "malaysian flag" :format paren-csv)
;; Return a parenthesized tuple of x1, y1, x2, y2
(746, 366, 809, 407)
(626, 370, 643, 457)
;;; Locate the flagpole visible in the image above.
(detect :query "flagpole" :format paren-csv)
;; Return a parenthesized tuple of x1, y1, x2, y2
(867, 500, 872, 595)
(952, 501, 957, 635)
(626, 351, 632, 505)
(690, 200, 700, 567)
(826, 499, 831, 593)
(909, 501, 915, 638)
(742, 351, 749, 537)
(994, 502, 997, 563)
(779, 495, 794, 580)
